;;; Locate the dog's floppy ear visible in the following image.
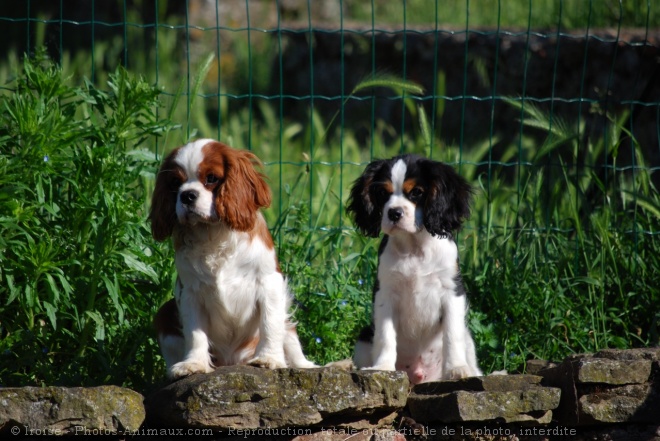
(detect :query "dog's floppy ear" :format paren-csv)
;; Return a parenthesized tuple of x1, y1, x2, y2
(421, 160, 473, 237)
(346, 159, 390, 237)
(149, 148, 183, 241)
(216, 146, 271, 232)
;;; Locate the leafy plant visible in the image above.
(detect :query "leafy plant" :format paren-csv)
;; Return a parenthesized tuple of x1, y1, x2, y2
(272, 166, 377, 365)
(0, 52, 177, 388)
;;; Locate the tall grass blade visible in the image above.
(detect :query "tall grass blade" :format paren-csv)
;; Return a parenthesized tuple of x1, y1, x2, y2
(627, 191, 660, 219)
(189, 53, 214, 110)
(351, 74, 425, 96)
(418, 104, 432, 154)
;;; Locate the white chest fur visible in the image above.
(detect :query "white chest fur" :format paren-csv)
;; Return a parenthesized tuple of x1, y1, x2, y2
(377, 233, 458, 338)
(174, 223, 282, 351)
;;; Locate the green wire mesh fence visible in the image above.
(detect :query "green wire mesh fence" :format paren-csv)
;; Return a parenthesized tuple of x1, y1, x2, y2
(3, 1, 659, 226)
(1, 1, 659, 383)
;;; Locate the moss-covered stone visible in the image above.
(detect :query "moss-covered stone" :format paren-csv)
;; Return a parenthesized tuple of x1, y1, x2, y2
(576, 359, 651, 385)
(409, 374, 561, 425)
(593, 348, 660, 362)
(145, 366, 409, 430)
(413, 374, 543, 395)
(0, 386, 144, 435)
(539, 349, 660, 425)
(579, 384, 660, 424)
(408, 387, 561, 423)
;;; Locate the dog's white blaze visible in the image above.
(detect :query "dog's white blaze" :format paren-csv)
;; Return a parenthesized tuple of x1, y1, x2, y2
(390, 159, 407, 194)
(382, 159, 418, 234)
(175, 138, 214, 172)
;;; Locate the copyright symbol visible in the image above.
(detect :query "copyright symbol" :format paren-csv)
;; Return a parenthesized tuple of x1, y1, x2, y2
(10, 426, 20, 435)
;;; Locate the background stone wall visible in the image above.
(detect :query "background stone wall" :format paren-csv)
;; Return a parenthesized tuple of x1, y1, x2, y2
(275, 28, 660, 182)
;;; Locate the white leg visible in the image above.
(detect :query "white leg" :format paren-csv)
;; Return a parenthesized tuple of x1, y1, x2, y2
(441, 294, 473, 379)
(248, 276, 287, 368)
(465, 331, 483, 376)
(284, 326, 317, 368)
(169, 289, 214, 379)
(367, 291, 397, 371)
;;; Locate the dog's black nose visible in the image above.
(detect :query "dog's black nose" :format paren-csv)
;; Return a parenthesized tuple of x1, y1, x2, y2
(180, 190, 198, 205)
(388, 207, 403, 222)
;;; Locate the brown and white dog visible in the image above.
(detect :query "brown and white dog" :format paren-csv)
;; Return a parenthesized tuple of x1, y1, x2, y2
(150, 139, 316, 379)
(347, 154, 482, 384)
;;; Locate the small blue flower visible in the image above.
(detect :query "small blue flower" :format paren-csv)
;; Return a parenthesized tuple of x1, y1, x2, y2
(358, 279, 364, 286)
(42, 347, 49, 354)
(509, 352, 517, 358)
(340, 300, 347, 307)
(315, 337, 322, 344)
(43, 155, 49, 162)
(506, 317, 512, 324)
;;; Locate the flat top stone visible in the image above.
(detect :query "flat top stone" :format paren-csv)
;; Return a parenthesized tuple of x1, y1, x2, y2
(412, 374, 543, 395)
(593, 348, 660, 362)
(145, 366, 409, 430)
(576, 358, 652, 385)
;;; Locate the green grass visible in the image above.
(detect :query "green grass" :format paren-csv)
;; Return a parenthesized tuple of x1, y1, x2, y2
(461, 101, 660, 372)
(1, 46, 658, 391)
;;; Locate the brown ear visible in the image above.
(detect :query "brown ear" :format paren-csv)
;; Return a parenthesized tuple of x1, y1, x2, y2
(149, 148, 183, 241)
(217, 148, 271, 231)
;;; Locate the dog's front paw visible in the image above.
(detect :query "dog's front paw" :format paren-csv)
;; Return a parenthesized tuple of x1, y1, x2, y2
(248, 356, 287, 369)
(324, 358, 354, 370)
(446, 365, 475, 380)
(293, 359, 319, 369)
(168, 360, 213, 379)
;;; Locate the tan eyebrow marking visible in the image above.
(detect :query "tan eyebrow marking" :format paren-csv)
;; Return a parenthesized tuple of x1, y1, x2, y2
(403, 178, 418, 194)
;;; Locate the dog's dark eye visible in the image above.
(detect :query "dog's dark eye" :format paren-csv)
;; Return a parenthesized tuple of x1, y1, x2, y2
(375, 186, 390, 201)
(206, 174, 220, 185)
(408, 187, 424, 202)
(169, 176, 184, 190)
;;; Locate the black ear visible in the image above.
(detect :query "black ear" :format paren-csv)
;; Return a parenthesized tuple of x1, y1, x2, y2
(346, 159, 389, 237)
(421, 160, 473, 237)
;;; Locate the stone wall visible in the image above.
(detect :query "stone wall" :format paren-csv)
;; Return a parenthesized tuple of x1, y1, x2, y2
(1, 348, 658, 440)
(274, 28, 660, 184)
